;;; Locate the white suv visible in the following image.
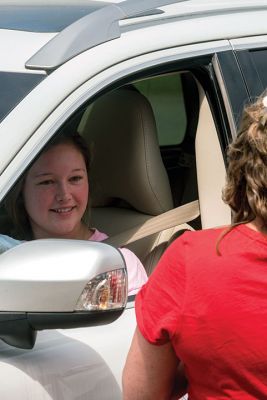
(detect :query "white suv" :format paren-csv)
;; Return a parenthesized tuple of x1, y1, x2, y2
(1, 1, 267, 398)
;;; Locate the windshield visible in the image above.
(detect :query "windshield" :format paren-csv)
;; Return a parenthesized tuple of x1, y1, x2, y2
(0, 71, 45, 123)
(0, 3, 112, 33)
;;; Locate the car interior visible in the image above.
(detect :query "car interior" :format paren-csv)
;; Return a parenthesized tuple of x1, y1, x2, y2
(80, 77, 198, 275)
(0, 69, 231, 275)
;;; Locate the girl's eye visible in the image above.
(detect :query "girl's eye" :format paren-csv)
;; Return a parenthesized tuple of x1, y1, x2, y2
(37, 179, 54, 186)
(70, 175, 83, 183)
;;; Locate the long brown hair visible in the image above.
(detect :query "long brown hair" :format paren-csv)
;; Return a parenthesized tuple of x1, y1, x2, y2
(4, 132, 91, 240)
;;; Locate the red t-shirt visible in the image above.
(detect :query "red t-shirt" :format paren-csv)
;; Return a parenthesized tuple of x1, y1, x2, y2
(135, 225, 267, 399)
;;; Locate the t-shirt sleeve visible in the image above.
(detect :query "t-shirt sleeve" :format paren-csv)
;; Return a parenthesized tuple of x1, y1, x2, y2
(0, 234, 22, 254)
(135, 235, 187, 345)
(119, 248, 148, 296)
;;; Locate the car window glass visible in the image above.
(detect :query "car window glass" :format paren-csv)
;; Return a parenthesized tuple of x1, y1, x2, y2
(134, 73, 187, 146)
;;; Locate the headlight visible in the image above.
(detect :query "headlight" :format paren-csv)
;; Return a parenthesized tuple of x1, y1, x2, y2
(75, 268, 127, 311)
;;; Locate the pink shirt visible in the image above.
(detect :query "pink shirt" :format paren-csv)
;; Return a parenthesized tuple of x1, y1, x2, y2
(90, 229, 147, 296)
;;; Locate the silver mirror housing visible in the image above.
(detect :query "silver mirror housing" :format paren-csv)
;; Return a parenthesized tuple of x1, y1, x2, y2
(0, 239, 127, 349)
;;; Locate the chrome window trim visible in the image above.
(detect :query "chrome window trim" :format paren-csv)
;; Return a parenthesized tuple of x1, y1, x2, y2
(230, 34, 267, 50)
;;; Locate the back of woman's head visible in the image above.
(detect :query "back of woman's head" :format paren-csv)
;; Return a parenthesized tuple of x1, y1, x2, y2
(223, 90, 267, 226)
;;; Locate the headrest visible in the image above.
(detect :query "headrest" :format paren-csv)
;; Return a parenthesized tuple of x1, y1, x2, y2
(82, 87, 173, 216)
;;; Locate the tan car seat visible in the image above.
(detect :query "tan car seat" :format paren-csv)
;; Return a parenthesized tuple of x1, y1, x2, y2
(80, 86, 189, 275)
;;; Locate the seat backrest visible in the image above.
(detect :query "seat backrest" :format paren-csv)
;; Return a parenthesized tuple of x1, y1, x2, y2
(80, 87, 177, 273)
(83, 87, 173, 215)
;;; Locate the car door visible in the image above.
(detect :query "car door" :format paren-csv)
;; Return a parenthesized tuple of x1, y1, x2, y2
(0, 38, 247, 400)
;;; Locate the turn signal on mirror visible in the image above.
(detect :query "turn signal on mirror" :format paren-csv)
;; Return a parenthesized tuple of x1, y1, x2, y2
(75, 269, 128, 311)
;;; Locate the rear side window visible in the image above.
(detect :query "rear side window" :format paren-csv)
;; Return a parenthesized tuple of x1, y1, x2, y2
(0, 71, 45, 123)
(134, 73, 187, 146)
(235, 48, 267, 100)
(249, 49, 267, 89)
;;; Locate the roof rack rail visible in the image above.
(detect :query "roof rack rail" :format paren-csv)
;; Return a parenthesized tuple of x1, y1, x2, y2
(25, 0, 188, 71)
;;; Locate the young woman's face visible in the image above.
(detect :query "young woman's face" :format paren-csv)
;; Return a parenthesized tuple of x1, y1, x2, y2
(23, 142, 89, 239)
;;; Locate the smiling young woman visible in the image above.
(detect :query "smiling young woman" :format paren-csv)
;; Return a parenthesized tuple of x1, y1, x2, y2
(23, 142, 90, 240)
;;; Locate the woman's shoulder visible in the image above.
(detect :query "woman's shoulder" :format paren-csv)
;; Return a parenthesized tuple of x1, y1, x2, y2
(161, 226, 230, 261)
(174, 225, 228, 245)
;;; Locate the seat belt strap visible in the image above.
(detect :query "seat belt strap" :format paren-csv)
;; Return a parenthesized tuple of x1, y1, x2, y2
(104, 199, 200, 247)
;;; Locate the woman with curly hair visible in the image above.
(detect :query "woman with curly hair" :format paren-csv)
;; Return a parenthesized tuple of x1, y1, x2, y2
(123, 92, 267, 399)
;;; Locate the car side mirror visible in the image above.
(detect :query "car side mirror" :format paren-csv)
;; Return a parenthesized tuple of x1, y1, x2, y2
(0, 239, 127, 349)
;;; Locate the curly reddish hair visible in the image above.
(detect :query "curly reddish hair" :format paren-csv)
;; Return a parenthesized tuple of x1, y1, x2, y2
(223, 90, 267, 226)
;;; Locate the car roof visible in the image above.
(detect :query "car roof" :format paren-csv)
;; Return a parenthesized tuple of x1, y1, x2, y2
(22, 0, 267, 71)
(2, 1, 266, 34)
(1, 0, 267, 73)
